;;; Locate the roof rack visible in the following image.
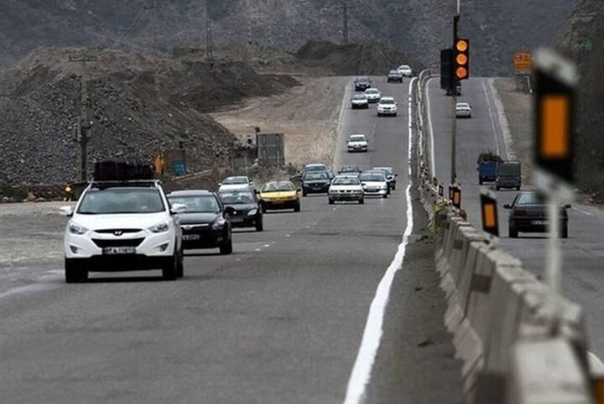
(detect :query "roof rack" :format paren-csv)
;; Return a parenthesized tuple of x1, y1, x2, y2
(93, 160, 156, 181)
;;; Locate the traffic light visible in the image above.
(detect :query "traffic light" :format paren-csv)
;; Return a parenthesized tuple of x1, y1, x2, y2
(440, 48, 454, 91)
(534, 49, 576, 184)
(453, 38, 470, 81)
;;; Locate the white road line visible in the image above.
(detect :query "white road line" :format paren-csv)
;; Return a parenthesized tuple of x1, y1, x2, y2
(425, 78, 436, 176)
(482, 80, 502, 157)
(573, 207, 594, 216)
(588, 350, 604, 375)
(342, 78, 416, 404)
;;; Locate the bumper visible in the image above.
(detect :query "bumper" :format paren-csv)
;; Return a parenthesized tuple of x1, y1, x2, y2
(229, 215, 260, 228)
(510, 219, 568, 233)
(303, 185, 330, 194)
(387, 78, 403, 82)
(496, 181, 521, 189)
(348, 146, 368, 152)
(377, 109, 397, 115)
(363, 188, 388, 196)
(65, 255, 175, 272)
(329, 192, 363, 201)
(64, 230, 176, 259)
(262, 199, 299, 209)
(456, 112, 471, 118)
(351, 103, 369, 109)
(181, 228, 226, 249)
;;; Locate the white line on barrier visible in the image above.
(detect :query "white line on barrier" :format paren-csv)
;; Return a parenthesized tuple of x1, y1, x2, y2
(425, 78, 436, 176)
(588, 350, 604, 375)
(342, 79, 416, 404)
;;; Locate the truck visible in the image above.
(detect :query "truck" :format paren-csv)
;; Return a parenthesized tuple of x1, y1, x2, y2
(477, 152, 503, 184)
(495, 161, 522, 190)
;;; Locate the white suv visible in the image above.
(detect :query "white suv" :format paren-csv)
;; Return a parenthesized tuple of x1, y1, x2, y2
(377, 97, 397, 117)
(60, 180, 186, 282)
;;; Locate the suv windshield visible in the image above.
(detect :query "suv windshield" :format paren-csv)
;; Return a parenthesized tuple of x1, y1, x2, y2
(219, 192, 255, 204)
(223, 177, 248, 185)
(353, 94, 367, 100)
(333, 177, 360, 185)
(349, 136, 366, 142)
(168, 195, 221, 213)
(517, 193, 544, 205)
(262, 182, 294, 192)
(77, 188, 165, 214)
(380, 99, 395, 105)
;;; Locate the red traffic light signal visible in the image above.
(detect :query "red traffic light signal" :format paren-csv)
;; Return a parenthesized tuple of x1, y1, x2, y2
(454, 38, 470, 81)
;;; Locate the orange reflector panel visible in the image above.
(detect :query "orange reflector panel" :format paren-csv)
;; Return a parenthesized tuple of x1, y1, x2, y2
(456, 54, 468, 65)
(540, 95, 569, 158)
(455, 67, 468, 79)
(456, 40, 468, 52)
(453, 190, 461, 207)
(595, 378, 604, 404)
(483, 203, 496, 228)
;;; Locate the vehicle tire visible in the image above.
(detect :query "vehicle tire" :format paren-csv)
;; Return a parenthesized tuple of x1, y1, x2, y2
(162, 254, 178, 281)
(220, 237, 233, 255)
(328, 198, 334, 205)
(302, 190, 307, 197)
(393, 113, 397, 117)
(176, 247, 184, 278)
(65, 259, 87, 283)
(392, 184, 396, 191)
(479, 178, 483, 185)
(255, 220, 264, 232)
(495, 186, 500, 191)
(509, 226, 518, 238)
(294, 203, 301, 212)
(364, 105, 369, 109)
(261, 203, 267, 213)
(382, 194, 388, 199)
(359, 198, 364, 205)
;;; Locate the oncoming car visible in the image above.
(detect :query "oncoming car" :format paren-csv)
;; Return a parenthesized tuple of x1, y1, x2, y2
(359, 171, 389, 198)
(219, 190, 264, 231)
(167, 190, 233, 254)
(354, 77, 372, 91)
(60, 179, 185, 283)
(328, 175, 364, 204)
(351, 93, 369, 109)
(364, 88, 382, 103)
(259, 181, 301, 212)
(347, 134, 368, 153)
(377, 97, 397, 117)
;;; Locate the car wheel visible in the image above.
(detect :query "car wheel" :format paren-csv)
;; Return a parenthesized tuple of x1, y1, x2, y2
(65, 259, 87, 283)
(328, 198, 334, 205)
(176, 247, 184, 278)
(393, 113, 397, 117)
(220, 237, 233, 255)
(509, 226, 518, 238)
(162, 254, 178, 281)
(392, 184, 396, 191)
(294, 203, 301, 212)
(255, 220, 264, 232)
(302, 190, 307, 197)
(261, 204, 267, 213)
(479, 178, 483, 185)
(359, 198, 364, 205)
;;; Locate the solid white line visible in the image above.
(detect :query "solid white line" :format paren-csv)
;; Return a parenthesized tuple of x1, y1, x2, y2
(342, 79, 416, 404)
(482, 80, 502, 157)
(573, 207, 594, 216)
(425, 78, 436, 176)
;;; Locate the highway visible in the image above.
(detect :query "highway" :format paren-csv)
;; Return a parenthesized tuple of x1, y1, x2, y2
(0, 78, 462, 403)
(425, 77, 604, 357)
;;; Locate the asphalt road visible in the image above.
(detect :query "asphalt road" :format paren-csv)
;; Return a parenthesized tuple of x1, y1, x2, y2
(425, 77, 604, 357)
(0, 78, 464, 404)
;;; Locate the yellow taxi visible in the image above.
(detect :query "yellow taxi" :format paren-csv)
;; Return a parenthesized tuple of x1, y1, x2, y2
(259, 181, 301, 212)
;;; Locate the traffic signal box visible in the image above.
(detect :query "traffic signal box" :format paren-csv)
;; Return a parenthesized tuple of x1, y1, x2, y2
(534, 52, 575, 184)
(454, 38, 470, 81)
(440, 48, 454, 91)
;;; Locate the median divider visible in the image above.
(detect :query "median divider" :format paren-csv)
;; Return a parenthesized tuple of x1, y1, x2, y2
(412, 70, 596, 404)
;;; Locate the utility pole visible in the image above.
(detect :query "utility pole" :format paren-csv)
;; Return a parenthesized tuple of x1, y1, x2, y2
(70, 55, 97, 182)
(342, 0, 349, 45)
(144, 1, 161, 41)
(205, 0, 214, 62)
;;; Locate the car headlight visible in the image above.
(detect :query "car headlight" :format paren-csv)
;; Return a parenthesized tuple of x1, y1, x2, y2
(68, 222, 88, 235)
(248, 209, 258, 216)
(380, 185, 388, 190)
(149, 221, 170, 233)
(212, 219, 226, 230)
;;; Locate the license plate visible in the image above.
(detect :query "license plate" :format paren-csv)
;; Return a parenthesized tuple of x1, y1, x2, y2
(532, 220, 548, 226)
(273, 200, 284, 204)
(103, 246, 136, 255)
(230, 217, 243, 223)
(183, 234, 201, 241)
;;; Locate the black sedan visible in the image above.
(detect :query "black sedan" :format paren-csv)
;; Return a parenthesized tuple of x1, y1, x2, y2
(219, 190, 263, 231)
(354, 77, 372, 91)
(301, 172, 332, 196)
(504, 192, 570, 238)
(167, 190, 233, 254)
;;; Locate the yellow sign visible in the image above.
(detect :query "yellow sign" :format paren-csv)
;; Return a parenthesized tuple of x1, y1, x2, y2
(514, 52, 532, 74)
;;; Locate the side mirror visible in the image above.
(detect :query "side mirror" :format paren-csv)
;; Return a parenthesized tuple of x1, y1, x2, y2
(250, 181, 254, 186)
(503, 204, 512, 209)
(395, 174, 398, 177)
(170, 203, 187, 214)
(224, 206, 235, 216)
(59, 206, 74, 217)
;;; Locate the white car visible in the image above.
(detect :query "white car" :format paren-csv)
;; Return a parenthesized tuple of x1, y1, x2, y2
(60, 179, 186, 282)
(218, 176, 255, 192)
(377, 97, 397, 117)
(455, 102, 472, 118)
(328, 175, 364, 204)
(364, 88, 382, 103)
(397, 65, 413, 77)
(347, 134, 368, 153)
(359, 171, 389, 198)
(351, 93, 369, 109)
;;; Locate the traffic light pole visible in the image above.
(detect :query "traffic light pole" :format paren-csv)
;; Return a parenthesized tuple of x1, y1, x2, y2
(451, 14, 460, 186)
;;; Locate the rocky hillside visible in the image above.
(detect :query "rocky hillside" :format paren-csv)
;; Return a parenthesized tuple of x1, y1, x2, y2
(0, 0, 580, 75)
(557, 0, 604, 201)
(0, 47, 298, 185)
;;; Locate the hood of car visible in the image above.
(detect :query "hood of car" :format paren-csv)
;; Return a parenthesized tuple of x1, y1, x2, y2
(223, 203, 258, 213)
(179, 212, 221, 224)
(361, 180, 387, 186)
(261, 191, 297, 199)
(219, 184, 250, 191)
(71, 212, 169, 231)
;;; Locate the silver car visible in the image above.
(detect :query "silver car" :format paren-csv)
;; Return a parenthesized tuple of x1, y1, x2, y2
(455, 102, 472, 118)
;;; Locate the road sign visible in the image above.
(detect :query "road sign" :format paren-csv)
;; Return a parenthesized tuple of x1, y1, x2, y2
(480, 191, 499, 237)
(513, 51, 532, 74)
(533, 48, 577, 187)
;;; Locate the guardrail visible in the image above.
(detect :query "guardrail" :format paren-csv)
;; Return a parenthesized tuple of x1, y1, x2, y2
(412, 71, 595, 404)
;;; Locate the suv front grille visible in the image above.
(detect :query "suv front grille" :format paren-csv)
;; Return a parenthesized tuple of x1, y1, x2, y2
(92, 238, 145, 248)
(95, 229, 141, 234)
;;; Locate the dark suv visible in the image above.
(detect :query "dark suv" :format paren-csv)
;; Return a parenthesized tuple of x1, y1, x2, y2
(167, 190, 233, 254)
(354, 77, 372, 91)
(301, 171, 332, 196)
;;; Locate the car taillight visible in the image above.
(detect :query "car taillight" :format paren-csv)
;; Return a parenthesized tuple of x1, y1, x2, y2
(515, 210, 527, 216)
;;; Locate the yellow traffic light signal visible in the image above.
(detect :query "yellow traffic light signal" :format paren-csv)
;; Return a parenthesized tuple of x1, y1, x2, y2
(454, 38, 470, 81)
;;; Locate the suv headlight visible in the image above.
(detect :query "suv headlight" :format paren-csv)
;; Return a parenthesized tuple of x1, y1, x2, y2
(68, 222, 88, 235)
(248, 209, 258, 216)
(149, 222, 170, 233)
(212, 219, 226, 230)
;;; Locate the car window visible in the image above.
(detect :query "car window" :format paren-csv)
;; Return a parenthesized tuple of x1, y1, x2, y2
(305, 165, 326, 172)
(349, 135, 366, 141)
(353, 94, 367, 99)
(168, 195, 220, 213)
(262, 182, 294, 192)
(77, 188, 165, 215)
(517, 193, 543, 205)
(304, 172, 328, 180)
(223, 177, 248, 185)
(219, 191, 255, 204)
(374, 167, 393, 175)
(359, 173, 386, 181)
(380, 99, 395, 105)
(333, 177, 360, 185)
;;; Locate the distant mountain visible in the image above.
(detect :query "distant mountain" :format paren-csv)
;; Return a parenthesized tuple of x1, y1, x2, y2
(0, 0, 581, 75)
